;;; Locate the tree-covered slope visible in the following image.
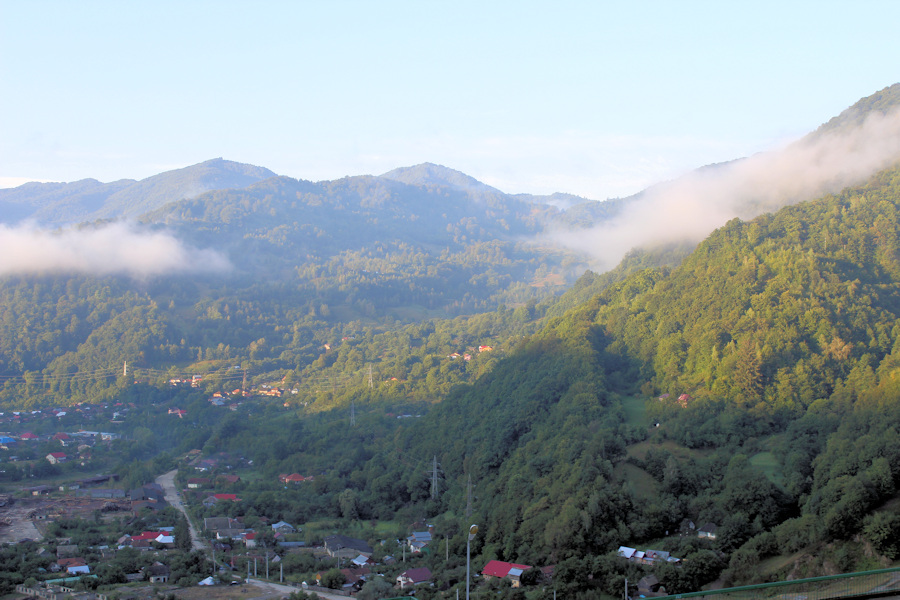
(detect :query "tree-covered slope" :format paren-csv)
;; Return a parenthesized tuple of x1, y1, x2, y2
(0, 158, 276, 226)
(304, 163, 900, 584)
(594, 165, 900, 421)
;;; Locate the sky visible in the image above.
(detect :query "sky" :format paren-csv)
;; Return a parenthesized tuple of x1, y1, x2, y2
(1, 1, 899, 201)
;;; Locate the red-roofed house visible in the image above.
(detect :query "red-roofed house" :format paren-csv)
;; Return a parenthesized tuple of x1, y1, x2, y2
(204, 493, 241, 507)
(279, 473, 313, 484)
(20, 432, 39, 441)
(131, 531, 165, 542)
(46, 452, 67, 464)
(482, 560, 532, 587)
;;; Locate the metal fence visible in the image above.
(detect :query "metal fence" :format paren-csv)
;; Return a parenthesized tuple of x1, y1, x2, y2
(655, 567, 900, 600)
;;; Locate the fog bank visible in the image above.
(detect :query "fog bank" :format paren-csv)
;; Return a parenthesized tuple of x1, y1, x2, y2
(0, 222, 231, 277)
(551, 107, 900, 270)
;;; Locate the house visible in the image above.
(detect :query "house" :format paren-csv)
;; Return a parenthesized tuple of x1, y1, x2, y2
(187, 477, 210, 489)
(26, 485, 52, 496)
(19, 432, 39, 441)
(57, 557, 90, 575)
(507, 566, 530, 587)
(407, 531, 432, 545)
(351, 554, 374, 567)
(397, 567, 432, 589)
(271, 520, 296, 533)
(204, 516, 244, 532)
(482, 560, 532, 587)
(203, 493, 241, 507)
(52, 433, 72, 445)
(279, 473, 313, 484)
(243, 532, 257, 548)
(216, 528, 250, 541)
(130, 484, 165, 502)
(78, 488, 126, 499)
(340, 567, 370, 592)
(637, 574, 665, 596)
(698, 522, 718, 539)
(324, 534, 373, 558)
(194, 458, 218, 472)
(145, 562, 171, 583)
(46, 452, 67, 464)
(128, 531, 173, 546)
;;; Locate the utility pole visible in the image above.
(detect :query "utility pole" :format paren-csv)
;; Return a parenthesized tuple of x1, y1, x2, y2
(466, 474, 473, 517)
(123, 361, 127, 378)
(368, 364, 373, 389)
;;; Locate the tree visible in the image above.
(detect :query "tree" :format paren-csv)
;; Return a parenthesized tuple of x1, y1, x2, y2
(175, 514, 192, 552)
(357, 576, 394, 600)
(863, 512, 900, 559)
(321, 569, 346, 589)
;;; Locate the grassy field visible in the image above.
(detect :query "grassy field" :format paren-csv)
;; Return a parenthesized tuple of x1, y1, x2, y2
(620, 394, 648, 427)
(750, 450, 787, 488)
(625, 437, 710, 462)
(615, 462, 659, 501)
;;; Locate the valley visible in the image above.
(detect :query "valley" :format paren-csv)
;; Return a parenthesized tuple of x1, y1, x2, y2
(0, 85, 900, 599)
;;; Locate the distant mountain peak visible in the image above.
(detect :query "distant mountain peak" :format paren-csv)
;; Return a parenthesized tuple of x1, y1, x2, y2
(380, 163, 503, 195)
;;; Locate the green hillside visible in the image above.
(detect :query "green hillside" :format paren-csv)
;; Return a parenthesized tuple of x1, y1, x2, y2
(2, 85, 900, 598)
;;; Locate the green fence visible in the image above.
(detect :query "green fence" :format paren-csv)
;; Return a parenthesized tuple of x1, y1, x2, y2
(653, 567, 900, 600)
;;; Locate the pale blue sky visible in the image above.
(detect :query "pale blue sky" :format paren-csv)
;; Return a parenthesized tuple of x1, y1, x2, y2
(1, 1, 898, 200)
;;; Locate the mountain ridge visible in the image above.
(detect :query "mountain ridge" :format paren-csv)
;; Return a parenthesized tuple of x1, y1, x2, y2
(0, 158, 277, 226)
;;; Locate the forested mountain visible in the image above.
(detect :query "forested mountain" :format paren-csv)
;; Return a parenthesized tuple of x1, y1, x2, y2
(0, 158, 276, 226)
(816, 82, 900, 137)
(181, 161, 900, 594)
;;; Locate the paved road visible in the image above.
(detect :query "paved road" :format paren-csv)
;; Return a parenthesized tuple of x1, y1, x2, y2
(155, 469, 206, 551)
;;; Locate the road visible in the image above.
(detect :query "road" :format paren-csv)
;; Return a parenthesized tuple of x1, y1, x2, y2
(247, 579, 350, 600)
(155, 469, 206, 551)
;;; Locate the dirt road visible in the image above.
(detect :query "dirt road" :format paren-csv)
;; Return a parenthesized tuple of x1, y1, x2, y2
(156, 469, 206, 551)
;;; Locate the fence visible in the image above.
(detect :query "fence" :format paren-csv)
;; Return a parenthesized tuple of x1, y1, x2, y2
(654, 567, 900, 600)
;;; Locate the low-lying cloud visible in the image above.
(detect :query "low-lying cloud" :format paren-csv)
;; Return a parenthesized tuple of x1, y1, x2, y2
(551, 107, 900, 271)
(0, 222, 231, 278)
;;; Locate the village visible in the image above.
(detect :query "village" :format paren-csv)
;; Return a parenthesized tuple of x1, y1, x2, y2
(0, 395, 726, 600)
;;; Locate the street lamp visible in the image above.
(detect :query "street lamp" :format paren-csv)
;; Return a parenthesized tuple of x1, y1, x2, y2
(466, 524, 478, 600)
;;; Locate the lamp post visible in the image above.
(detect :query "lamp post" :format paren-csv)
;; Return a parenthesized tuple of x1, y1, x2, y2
(466, 524, 478, 600)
